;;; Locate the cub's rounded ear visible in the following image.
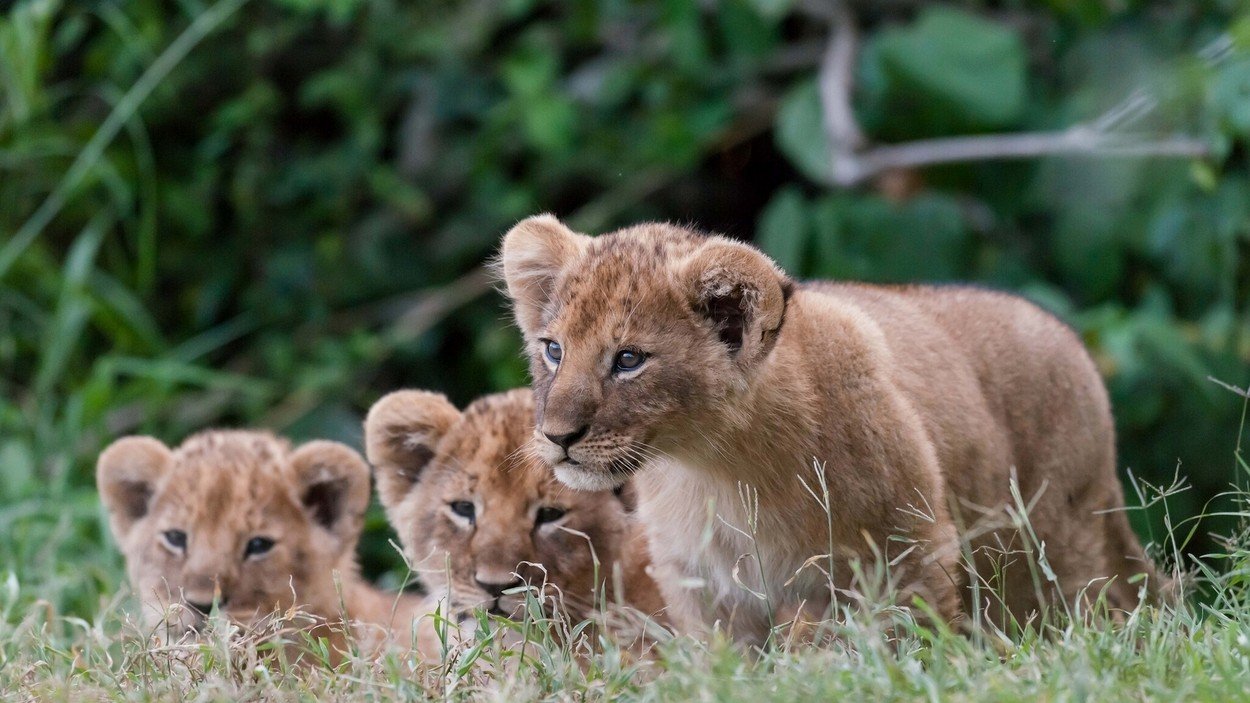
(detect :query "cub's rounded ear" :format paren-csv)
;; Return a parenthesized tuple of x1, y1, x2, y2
(497, 214, 590, 338)
(288, 441, 371, 553)
(680, 239, 792, 367)
(364, 390, 461, 512)
(97, 436, 173, 543)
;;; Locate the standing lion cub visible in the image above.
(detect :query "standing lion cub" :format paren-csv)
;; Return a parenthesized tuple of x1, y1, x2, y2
(97, 430, 422, 657)
(499, 214, 1165, 645)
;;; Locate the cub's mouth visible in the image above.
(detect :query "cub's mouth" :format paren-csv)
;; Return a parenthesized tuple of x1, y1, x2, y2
(454, 603, 512, 623)
(552, 457, 632, 492)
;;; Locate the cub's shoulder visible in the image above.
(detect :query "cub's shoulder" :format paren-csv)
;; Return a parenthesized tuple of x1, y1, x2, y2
(800, 280, 1070, 330)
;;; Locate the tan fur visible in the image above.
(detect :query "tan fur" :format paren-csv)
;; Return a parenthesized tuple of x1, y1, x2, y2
(96, 430, 422, 657)
(364, 387, 665, 656)
(499, 215, 1164, 646)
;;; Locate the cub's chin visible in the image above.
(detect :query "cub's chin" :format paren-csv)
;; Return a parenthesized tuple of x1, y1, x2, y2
(552, 460, 627, 492)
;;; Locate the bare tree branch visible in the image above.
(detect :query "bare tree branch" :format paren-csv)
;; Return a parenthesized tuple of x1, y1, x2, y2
(389, 267, 495, 342)
(1208, 376, 1250, 399)
(849, 129, 1210, 180)
(816, 4, 1213, 188)
(818, 1, 865, 187)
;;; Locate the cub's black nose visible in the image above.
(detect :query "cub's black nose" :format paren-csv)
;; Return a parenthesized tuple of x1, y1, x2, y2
(475, 576, 523, 599)
(544, 425, 589, 450)
(186, 598, 226, 615)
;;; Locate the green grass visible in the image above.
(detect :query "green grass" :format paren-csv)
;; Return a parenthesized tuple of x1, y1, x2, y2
(0, 388, 1246, 702)
(1, 542, 1248, 702)
(4, 460, 1250, 702)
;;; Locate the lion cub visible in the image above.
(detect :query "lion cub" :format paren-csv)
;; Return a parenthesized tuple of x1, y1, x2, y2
(97, 430, 421, 656)
(500, 214, 1165, 645)
(364, 387, 664, 655)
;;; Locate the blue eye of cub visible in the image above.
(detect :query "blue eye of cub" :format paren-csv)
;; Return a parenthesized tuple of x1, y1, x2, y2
(450, 501, 476, 521)
(614, 350, 645, 372)
(162, 529, 187, 550)
(244, 536, 275, 558)
(544, 340, 563, 364)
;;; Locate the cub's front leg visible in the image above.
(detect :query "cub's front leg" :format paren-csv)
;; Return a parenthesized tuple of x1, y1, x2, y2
(885, 519, 963, 629)
(772, 591, 833, 647)
(772, 517, 961, 646)
(649, 549, 777, 647)
(649, 556, 712, 640)
(811, 336, 966, 629)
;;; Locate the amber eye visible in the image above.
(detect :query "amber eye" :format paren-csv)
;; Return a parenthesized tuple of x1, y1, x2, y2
(613, 349, 645, 372)
(162, 529, 187, 551)
(544, 340, 563, 365)
(449, 501, 476, 521)
(535, 507, 566, 525)
(244, 536, 275, 558)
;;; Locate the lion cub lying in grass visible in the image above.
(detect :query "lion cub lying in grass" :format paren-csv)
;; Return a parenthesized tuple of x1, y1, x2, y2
(97, 430, 422, 657)
(500, 215, 1166, 646)
(364, 387, 665, 657)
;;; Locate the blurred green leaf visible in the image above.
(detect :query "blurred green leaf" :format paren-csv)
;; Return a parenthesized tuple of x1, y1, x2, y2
(368, 167, 432, 222)
(718, 1, 779, 58)
(744, 0, 795, 21)
(1213, 57, 1250, 137)
(756, 187, 809, 273)
(806, 194, 970, 283)
(1053, 221, 1123, 301)
(775, 79, 831, 184)
(0, 0, 57, 129)
(875, 7, 1027, 129)
(271, 0, 364, 23)
(0, 440, 37, 502)
(1230, 15, 1250, 51)
(522, 97, 577, 153)
(85, 271, 166, 353)
(34, 215, 109, 397)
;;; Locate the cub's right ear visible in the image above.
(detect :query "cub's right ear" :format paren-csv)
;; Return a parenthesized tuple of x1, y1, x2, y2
(96, 437, 173, 542)
(498, 214, 590, 338)
(364, 390, 462, 511)
(680, 239, 791, 368)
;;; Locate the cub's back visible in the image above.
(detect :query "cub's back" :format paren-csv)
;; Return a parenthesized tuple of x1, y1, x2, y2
(799, 281, 1114, 509)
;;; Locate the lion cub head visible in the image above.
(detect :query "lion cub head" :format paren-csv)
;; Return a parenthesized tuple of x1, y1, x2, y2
(97, 431, 370, 635)
(499, 214, 792, 491)
(365, 388, 634, 623)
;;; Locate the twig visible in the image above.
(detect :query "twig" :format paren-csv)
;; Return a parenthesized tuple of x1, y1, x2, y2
(1208, 376, 1250, 399)
(846, 129, 1209, 181)
(386, 267, 495, 344)
(817, 1, 866, 186)
(816, 3, 1213, 188)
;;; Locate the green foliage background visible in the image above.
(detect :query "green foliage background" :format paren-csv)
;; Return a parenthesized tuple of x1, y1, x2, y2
(2, 0, 1248, 617)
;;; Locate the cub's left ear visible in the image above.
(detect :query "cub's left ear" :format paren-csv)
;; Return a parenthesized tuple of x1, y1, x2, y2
(288, 441, 371, 552)
(364, 390, 462, 514)
(680, 239, 792, 367)
(498, 214, 591, 338)
(97, 436, 173, 543)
